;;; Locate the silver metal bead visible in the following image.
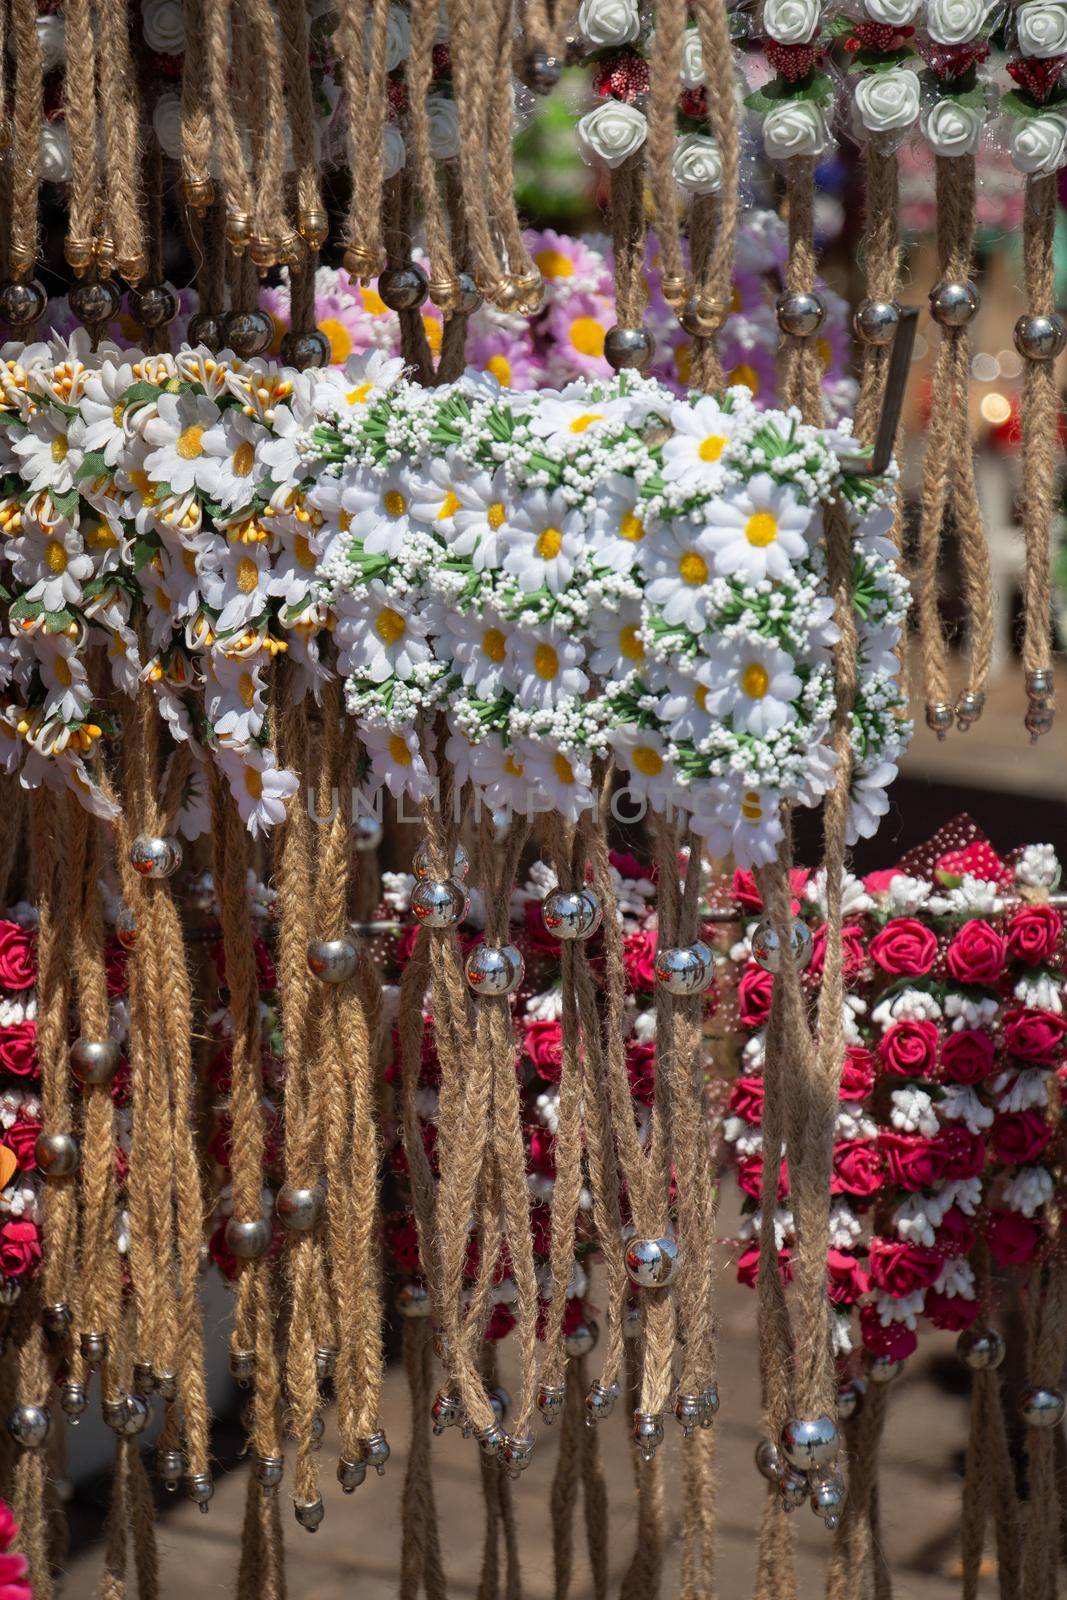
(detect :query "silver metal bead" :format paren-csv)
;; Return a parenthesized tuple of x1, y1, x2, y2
(8, 1404, 51, 1449)
(316, 1345, 338, 1382)
(431, 1389, 463, 1432)
(410, 878, 470, 929)
(526, 48, 562, 92)
(115, 906, 137, 950)
(0, 279, 48, 327)
(750, 918, 813, 975)
(114, 1395, 151, 1437)
(465, 942, 525, 997)
(488, 1387, 511, 1423)
(70, 1037, 121, 1087)
(294, 1496, 325, 1531)
(395, 1281, 432, 1319)
(809, 1467, 846, 1531)
(955, 690, 985, 731)
(35, 1132, 79, 1178)
(338, 1455, 367, 1493)
(476, 1421, 505, 1458)
(362, 1430, 390, 1475)
(957, 1327, 1005, 1372)
(60, 1382, 87, 1424)
(186, 1472, 214, 1511)
(129, 834, 182, 879)
(412, 841, 471, 881)
(454, 272, 482, 316)
(224, 1217, 273, 1259)
(654, 940, 714, 996)
(154, 1370, 177, 1402)
(275, 1185, 323, 1232)
(1022, 1386, 1065, 1429)
(853, 298, 900, 346)
(1026, 667, 1054, 701)
(564, 1319, 598, 1359)
(836, 1379, 863, 1421)
(42, 1301, 72, 1337)
(925, 702, 954, 740)
(157, 1448, 184, 1490)
(541, 887, 602, 941)
(780, 1415, 839, 1473)
(779, 1469, 808, 1511)
(755, 1438, 781, 1482)
(633, 1412, 664, 1462)
(775, 290, 825, 338)
(603, 325, 656, 372)
(1013, 312, 1066, 362)
(306, 936, 359, 984)
(502, 1429, 535, 1478)
(700, 1385, 720, 1426)
(132, 1363, 156, 1396)
(352, 812, 384, 851)
(1026, 704, 1055, 741)
(229, 1348, 255, 1385)
(584, 1382, 616, 1426)
(376, 264, 429, 313)
(537, 1382, 566, 1424)
(625, 1234, 679, 1288)
(865, 1352, 903, 1385)
(79, 1330, 107, 1369)
(674, 1392, 703, 1438)
(928, 279, 979, 328)
(255, 1455, 284, 1493)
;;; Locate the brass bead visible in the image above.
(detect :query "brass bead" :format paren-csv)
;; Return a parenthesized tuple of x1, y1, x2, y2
(221, 308, 274, 359)
(116, 252, 149, 286)
(342, 243, 385, 283)
(491, 276, 524, 313)
(299, 209, 329, 250)
(661, 273, 689, 312)
(93, 235, 115, 275)
(249, 236, 279, 272)
(0, 279, 48, 327)
(513, 270, 545, 317)
(129, 282, 180, 329)
(8, 242, 36, 278)
(65, 237, 95, 275)
(279, 329, 331, 371)
(428, 274, 461, 313)
(187, 311, 222, 350)
(182, 175, 215, 214)
(682, 294, 729, 338)
(225, 212, 253, 254)
(279, 231, 306, 270)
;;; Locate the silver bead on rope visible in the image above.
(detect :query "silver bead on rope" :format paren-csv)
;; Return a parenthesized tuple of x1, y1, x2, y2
(229, 1348, 255, 1385)
(564, 1319, 598, 1359)
(654, 941, 713, 996)
(80, 1330, 107, 1368)
(836, 1378, 863, 1420)
(224, 1217, 273, 1259)
(1013, 311, 1066, 362)
(294, 1497, 325, 1531)
(7, 1404, 51, 1449)
(60, 1382, 87, 1424)
(778, 1467, 808, 1511)
(625, 1234, 679, 1288)
(674, 1391, 703, 1438)
(780, 1415, 839, 1473)
(157, 1448, 185, 1491)
(502, 1429, 535, 1478)
(1025, 667, 1055, 742)
(376, 263, 429, 312)
(852, 298, 900, 346)
(957, 1326, 1004, 1371)
(306, 936, 359, 984)
(412, 841, 470, 881)
(1022, 1386, 1065, 1429)
(536, 1381, 566, 1424)
(316, 1346, 338, 1383)
(633, 1412, 664, 1462)
(129, 834, 183, 879)
(476, 1421, 505, 1458)
(955, 690, 985, 732)
(431, 1389, 463, 1433)
(541, 886, 602, 941)
(604, 325, 655, 372)
(928, 279, 979, 328)
(362, 1430, 390, 1475)
(186, 1471, 214, 1511)
(410, 878, 470, 929)
(338, 1456, 367, 1493)
(809, 1466, 846, 1531)
(865, 1351, 903, 1385)
(275, 1185, 323, 1231)
(754, 1438, 781, 1482)
(925, 702, 954, 741)
(395, 1281, 432, 1319)
(41, 1301, 72, 1337)
(775, 290, 825, 338)
(700, 1384, 720, 1425)
(70, 1037, 121, 1087)
(465, 942, 525, 997)
(585, 1381, 616, 1426)
(750, 918, 813, 974)
(35, 1131, 79, 1178)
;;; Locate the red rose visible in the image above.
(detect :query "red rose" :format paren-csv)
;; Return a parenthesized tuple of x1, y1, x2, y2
(937, 1126, 986, 1181)
(878, 1132, 948, 1191)
(990, 1109, 1052, 1167)
(838, 1046, 875, 1101)
(522, 901, 564, 959)
(859, 1304, 917, 1361)
(830, 1140, 883, 1200)
(104, 939, 128, 998)
(625, 1040, 656, 1106)
(728, 1076, 765, 1126)
(737, 965, 774, 1029)
(879, 1019, 939, 1079)
(826, 1249, 870, 1305)
(485, 1304, 517, 1341)
(4, 1118, 40, 1171)
(0, 1219, 40, 1278)
(1007, 904, 1063, 967)
(870, 918, 938, 977)
(527, 1126, 555, 1177)
(945, 920, 1007, 985)
(736, 1154, 789, 1203)
(868, 1239, 943, 1296)
(809, 923, 866, 980)
(864, 869, 897, 894)
(530, 1204, 552, 1258)
(609, 850, 647, 882)
(0, 924, 35, 991)
(736, 1242, 791, 1288)
(1003, 1007, 1067, 1063)
(732, 867, 808, 915)
(0, 1022, 37, 1078)
(622, 930, 658, 991)
(940, 1029, 994, 1085)
(924, 1290, 981, 1332)
(523, 1020, 564, 1083)
(385, 1213, 422, 1273)
(935, 1206, 976, 1257)
(986, 1208, 1039, 1267)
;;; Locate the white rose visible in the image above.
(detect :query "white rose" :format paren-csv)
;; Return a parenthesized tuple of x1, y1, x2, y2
(671, 131, 723, 193)
(761, 98, 832, 160)
(1017, 1, 1067, 56)
(926, 0, 992, 43)
(426, 96, 460, 160)
(382, 122, 406, 180)
(921, 95, 985, 155)
(1009, 110, 1067, 173)
(576, 99, 648, 168)
(763, 0, 820, 42)
(854, 66, 921, 132)
(141, 0, 185, 53)
(680, 26, 705, 87)
(39, 122, 71, 184)
(364, 3, 410, 70)
(864, 0, 921, 23)
(152, 91, 183, 160)
(577, 0, 640, 46)
(35, 14, 65, 71)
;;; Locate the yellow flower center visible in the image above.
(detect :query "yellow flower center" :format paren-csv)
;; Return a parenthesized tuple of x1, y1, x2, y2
(347, 382, 374, 405)
(239, 671, 257, 708)
(112, 402, 125, 426)
(176, 424, 205, 460)
(535, 526, 563, 560)
(318, 317, 353, 365)
(232, 440, 255, 477)
(741, 664, 770, 700)
(569, 412, 603, 434)
(85, 521, 117, 549)
(482, 627, 506, 663)
(729, 363, 759, 396)
(619, 509, 644, 542)
(54, 656, 73, 688)
(533, 643, 559, 680)
(674, 344, 693, 386)
(235, 556, 260, 593)
(503, 753, 524, 778)
(740, 789, 763, 822)
(422, 314, 443, 355)
(294, 534, 316, 570)
(360, 287, 388, 317)
(388, 733, 412, 767)
(745, 513, 778, 548)
(487, 502, 506, 531)
(50, 435, 69, 463)
(534, 248, 574, 280)
(569, 316, 605, 358)
(375, 607, 406, 645)
(155, 586, 171, 613)
(44, 539, 68, 574)
(678, 550, 708, 586)
(619, 623, 644, 662)
(699, 433, 727, 463)
(383, 489, 407, 518)
(631, 745, 663, 777)
(553, 753, 575, 786)
(183, 548, 198, 576)
(485, 354, 512, 387)
(244, 766, 263, 800)
(438, 490, 461, 520)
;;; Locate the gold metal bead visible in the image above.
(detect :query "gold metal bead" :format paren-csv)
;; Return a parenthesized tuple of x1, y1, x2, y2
(116, 252, 148, 286)
(428, 274, 462, 314)
(491, 276, 524, 313)
(681, 294, 729, 338)
(225, 212, 253, 254)
(299, 209, 329, 250)
(514, 271, 546, 317)
(64, 237, 95, 275)
(182, 175, 215, 214)
(8, 242, 36, 279)
(660, 273, 689, 312)
(249, 236, 279, 272)
(278, 231, 306, 269)
(93, 235, 115, 274)
(342, 243, 385, 283)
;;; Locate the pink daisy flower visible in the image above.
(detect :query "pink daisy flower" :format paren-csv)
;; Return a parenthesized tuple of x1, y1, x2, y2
(524, 228, 612, 300)
(543, 290, 615, 383)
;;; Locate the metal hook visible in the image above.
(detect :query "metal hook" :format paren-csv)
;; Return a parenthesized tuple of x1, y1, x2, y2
(836, 305, 920, 478)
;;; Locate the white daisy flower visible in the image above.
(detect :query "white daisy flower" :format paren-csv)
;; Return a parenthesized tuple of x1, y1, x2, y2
(12, 407, 82, 497)
(644, 518, 721, 633)
(510, 736, 595, 823)
(338, 465, 421, 559)
(526, 395, 629, 442)
(325, 348, 407, 410)
(269, 526, 322, 611)
(660, 396, 737, 490)
(333, 580, 434, 683)
(10, 526, 94, 611)
(688, 778, 785, 869)
(437, 606, 515, 698)
(142, 390, 223, 496)
(217, 745, 300, 837)
(503, 490, 585, 595)
(200, 539, 273, 635)
(608, 725, 674, 811)
(469, 732, 536, 815)
(199, 409, 270, 511)
(703, 636, 802, 736)
(35, 636, 92, 723)
(587, 598, 649, 678)
(588, 474, 650, 573)
(656, 662, 718, 743)
(507, 621, 589, 710)
(205, 655, 269, 745)
(76, 357, 138, 467)
(406, 455, 464, 530)
(257, 403, 307, 484)
(361, 722, 438, 802)
(447, 466, 513, 570)
(703, 473, 813, 583)
(848, 761, 898, 844)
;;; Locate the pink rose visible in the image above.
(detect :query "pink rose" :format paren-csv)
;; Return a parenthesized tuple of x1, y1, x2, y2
(827, 1249, 870, 1305)
(864, 869, 898, 894)
(879, 1019, 939, 1079)
(524, 1020, 564, 1082)
(1007, 904, 1063, 966)
(831, 1140, 884, 1200)
(0, 925, 35, 991)
(945, 920, 1007, 985)
(940, 1029, 994, 1085)
(737, 965, 774, 1029)
(924, 1289, 980, 1332)
(609, 850, 647, 881)
(0, 1023, 37, 1078)
(859, 1304, 917, 1361)
(1003, 1007, 1067, 1063)
(622, 930, 658, 991)
(990, 1109, 1052, 1166)
(840, 1045, 875, 1101)
(869, 918, 938, 977)
(0, 1219, 40, 1278)
(868, 1239, 943, 1296)
(878, 1132, 948, 1191)
(986, 1208, 1039, 1267)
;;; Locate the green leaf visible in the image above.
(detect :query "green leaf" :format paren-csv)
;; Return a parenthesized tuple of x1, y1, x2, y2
(122, 380, 164, 409)
(75, 450, 109, 484)
(9, 595, 43, 621)
(1002, 85, 1067, 118)
(43, 608, 76, 632)
(50, 488, 79, 520)
(132, 534, 162, 573)
(845, 46, 914, 72)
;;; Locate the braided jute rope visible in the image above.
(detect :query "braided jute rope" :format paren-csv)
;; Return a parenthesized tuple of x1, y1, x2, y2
(1019, 173, 1059, 721)
(8, 0, 41, 280)
(779, 158, 822, 423)
(1022, 1254, 1067, 1599)
(400, 1318, 448, 1600)
(646, 0, 688, 309)
(690, 0, 739, 390)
